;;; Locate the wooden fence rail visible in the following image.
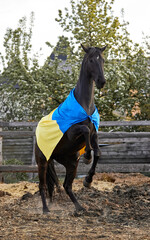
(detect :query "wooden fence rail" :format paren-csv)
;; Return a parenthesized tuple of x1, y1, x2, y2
(0, 121, 150, 174)
(0, 164, 150, 174)
(0, 120, 150, 127)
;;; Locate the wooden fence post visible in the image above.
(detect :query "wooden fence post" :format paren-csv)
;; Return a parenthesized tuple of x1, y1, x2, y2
(0, 128, 3, 182)
(31, 127, 36, 166)
(31, 127, 36, 179)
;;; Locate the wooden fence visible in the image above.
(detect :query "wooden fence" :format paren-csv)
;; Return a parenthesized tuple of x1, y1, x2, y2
(0, 121, 150, 176)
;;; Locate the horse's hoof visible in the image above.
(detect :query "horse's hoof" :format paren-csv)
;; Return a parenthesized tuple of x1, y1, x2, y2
(83, 157, 92, 164)
(74, 206, 86, 216)
(77, 205, 86, 212)
(83, 179, 91, 188)
(43, 208, 50, 214)
(83, 153, 92, 164)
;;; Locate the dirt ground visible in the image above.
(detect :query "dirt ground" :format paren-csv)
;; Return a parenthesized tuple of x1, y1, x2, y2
(0, 173, 150, 240)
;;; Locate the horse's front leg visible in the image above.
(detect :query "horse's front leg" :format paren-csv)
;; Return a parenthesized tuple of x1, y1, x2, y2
(83, 132, 101, 188)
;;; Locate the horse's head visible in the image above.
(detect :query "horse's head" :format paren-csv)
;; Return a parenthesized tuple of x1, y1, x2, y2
(81, 44, 107, 89)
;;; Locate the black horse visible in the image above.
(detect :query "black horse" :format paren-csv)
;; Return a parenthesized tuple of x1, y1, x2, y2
(35, 44, 107, 213)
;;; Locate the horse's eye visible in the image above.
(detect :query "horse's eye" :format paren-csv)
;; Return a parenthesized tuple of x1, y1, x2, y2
(97, 55, 99, 60)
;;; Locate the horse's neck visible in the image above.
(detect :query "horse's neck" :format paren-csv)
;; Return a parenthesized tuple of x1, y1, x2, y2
(74, 71, 95, 115)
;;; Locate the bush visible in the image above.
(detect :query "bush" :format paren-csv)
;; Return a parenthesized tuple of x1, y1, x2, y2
(2, 159, 28, 183)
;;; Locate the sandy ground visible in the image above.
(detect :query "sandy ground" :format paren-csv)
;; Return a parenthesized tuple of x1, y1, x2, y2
(0, 173, 150, 240)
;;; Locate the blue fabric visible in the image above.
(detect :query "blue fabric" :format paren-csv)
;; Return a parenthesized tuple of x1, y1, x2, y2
(52, 88, 100, 133)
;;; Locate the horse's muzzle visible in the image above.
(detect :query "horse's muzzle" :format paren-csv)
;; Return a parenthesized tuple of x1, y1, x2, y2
(96, 79, 106, 89)
(101, 81, 106, 89)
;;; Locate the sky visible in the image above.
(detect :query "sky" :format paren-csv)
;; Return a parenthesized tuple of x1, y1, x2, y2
(0, 0, 150, 66)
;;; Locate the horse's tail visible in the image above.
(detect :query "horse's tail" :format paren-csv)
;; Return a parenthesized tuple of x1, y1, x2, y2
(46, 160, 60, 201)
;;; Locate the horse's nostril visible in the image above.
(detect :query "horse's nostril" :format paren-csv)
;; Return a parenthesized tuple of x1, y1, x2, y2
(101, 81, 105, 88)
(102, 80, 106, 85)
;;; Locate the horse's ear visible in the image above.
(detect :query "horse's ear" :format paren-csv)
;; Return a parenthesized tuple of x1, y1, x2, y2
(100, 45, 107, 52)
(81, 44, 88, 53)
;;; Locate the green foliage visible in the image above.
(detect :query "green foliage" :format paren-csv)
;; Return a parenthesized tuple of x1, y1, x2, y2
(56, 0, 150, 121)
(0, 12, 42, 121)
(0, 18, 77, 121)
(0, 1, 149, 122)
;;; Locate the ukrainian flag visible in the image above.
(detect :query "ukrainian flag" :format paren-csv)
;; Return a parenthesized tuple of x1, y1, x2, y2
(36, 89, 100, 160)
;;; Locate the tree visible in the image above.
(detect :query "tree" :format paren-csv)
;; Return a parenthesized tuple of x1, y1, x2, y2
(0, 23, 76, 121)
(130, 46, 150, 120)
(0, 2, 149, 122)
(0, 12, 44, 120)
(56, 0, 150, 121)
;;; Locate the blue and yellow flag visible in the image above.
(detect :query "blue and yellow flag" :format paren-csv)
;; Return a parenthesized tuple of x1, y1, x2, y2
(36, 89, 100, 160)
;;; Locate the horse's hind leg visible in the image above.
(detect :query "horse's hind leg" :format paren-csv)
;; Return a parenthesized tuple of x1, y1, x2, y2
(63, 156, 85, 212)
(83, 132, 101, 188)
(46, 160, 60, 202)
(39, 161, 50, 213)
(35, 143, 49, 214)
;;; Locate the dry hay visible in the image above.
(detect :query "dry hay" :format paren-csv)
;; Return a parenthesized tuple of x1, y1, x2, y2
(0, 173, 150, 240)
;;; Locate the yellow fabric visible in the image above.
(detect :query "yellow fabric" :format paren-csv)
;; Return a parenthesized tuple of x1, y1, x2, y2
(36, 108, 86, 161)
(36, 109, 63, 161)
